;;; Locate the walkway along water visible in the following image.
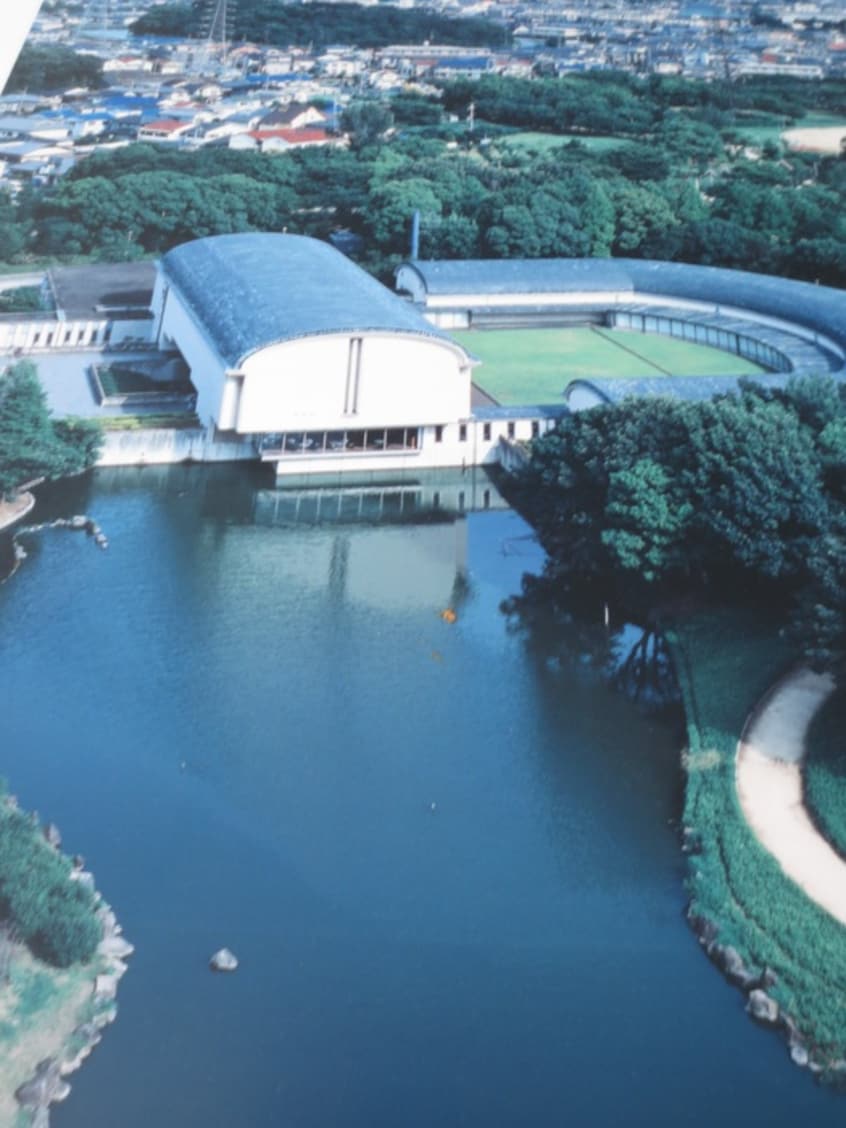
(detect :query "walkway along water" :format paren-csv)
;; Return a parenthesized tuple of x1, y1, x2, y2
(736, 668, 846, 926)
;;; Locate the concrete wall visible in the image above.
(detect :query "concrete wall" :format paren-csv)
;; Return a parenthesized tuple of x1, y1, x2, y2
(154, 282, 230, 429)
(98, 428, 256, 467)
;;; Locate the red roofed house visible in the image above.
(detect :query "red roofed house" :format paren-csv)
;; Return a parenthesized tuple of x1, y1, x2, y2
(137, 119, 195, 143)
(229, 128, 340, 153)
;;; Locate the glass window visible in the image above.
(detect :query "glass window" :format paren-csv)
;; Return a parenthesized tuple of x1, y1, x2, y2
(435, 425, 444, 443)
(483, 422, 492, 441)
(459, 423, 467, 442)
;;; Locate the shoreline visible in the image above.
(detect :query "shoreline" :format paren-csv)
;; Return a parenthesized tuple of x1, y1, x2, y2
(672, 612, 846, 1080)
(0, 808, 131, 1126)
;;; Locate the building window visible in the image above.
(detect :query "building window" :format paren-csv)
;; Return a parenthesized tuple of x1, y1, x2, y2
(483, 422, 492, 441)
(483, 489, 491, 509)
(435, 425, 444, 443)
(459, 423, 467, 442)
(531, 421, 540, 438)
(507, 421, 515, 439)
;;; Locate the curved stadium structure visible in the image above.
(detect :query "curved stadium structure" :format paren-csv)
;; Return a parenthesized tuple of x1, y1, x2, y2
(395, 257, 846, 409)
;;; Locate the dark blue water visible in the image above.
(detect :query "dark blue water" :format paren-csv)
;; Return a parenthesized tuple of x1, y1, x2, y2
(0, 465, 842, 1127)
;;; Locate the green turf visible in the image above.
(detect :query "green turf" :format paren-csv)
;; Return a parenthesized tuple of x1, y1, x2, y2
(609, 330, 764, 377)
(451, 326, 763, 405)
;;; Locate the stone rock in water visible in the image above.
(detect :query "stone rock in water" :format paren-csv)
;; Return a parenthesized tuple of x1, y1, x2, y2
(210, 948, 239, 973)
(790, 1041, 810, 1068)
(747, 989, 779, 1025)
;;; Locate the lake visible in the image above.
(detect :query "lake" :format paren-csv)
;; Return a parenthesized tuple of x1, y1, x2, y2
(0, 464, 842, 1127)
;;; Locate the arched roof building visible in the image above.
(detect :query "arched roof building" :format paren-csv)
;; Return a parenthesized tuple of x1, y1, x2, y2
(152, 234, 478, 467)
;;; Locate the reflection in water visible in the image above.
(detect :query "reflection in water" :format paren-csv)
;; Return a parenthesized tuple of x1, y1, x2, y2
(0, 464, 842, 1128)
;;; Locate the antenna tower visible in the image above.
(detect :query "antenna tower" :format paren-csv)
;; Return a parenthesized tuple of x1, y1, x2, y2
(197, 0, 238, 68)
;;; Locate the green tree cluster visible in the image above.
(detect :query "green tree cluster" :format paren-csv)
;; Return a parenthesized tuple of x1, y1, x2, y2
(0, 795, 101, 967)
(6, 45, 104, 92)
(510, 376, 846, 670)
(131, 1, 509, 49)
(5, 73, 846, 285)
(0, 362, 102, 499)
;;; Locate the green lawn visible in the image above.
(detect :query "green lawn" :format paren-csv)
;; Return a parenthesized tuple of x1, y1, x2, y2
(611, 330, 764, 377)
(734, 111, 846, 147)
(451, 326, 763, 404)
(499, 131, 627, 153)
(804, 689, 846, 857)
(670, 608, 846, 1073)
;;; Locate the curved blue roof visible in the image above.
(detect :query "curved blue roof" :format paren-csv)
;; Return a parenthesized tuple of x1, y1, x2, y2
(566, 373, 793, 409)
(162, 234, 462, 369)
(398, 257, 846, 354)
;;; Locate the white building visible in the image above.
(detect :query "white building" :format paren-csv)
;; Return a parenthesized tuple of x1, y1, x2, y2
(151, 234, 559, 477)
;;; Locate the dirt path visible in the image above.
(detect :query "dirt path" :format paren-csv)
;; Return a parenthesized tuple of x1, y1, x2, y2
(783, 126, 846, 154)
(736, 668, 846, 927)
(0, 492, 34, 533)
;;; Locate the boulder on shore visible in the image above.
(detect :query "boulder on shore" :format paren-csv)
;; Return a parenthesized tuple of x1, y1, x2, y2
(747, 989, 780, 1025)
(209, 948, 239, 973)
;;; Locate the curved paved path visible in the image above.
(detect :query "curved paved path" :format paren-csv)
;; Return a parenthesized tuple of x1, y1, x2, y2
(736, 668, 846, 927)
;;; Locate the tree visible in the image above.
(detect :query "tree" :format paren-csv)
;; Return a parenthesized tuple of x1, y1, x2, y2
(341, 102, 394, 150)
(602, 458, 692, 581)
(0, 363, 102, 498)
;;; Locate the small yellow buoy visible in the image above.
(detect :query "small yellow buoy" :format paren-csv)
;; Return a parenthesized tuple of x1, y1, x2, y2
(441, 608, 457, 624)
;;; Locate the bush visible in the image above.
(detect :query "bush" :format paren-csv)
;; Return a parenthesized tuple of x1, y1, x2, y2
(0, 797, 100, 968)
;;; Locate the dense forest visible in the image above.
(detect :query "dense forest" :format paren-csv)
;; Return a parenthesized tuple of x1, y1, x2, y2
(2, 73, 845, 284)
(130, 1, 510, 49)
(504, 374, 846, 672)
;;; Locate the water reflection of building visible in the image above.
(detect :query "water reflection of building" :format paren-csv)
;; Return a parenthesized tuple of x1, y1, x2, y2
(186, 470, 507, 614)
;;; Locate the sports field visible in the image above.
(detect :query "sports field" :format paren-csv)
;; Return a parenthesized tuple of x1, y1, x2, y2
(450, 326, 764, 404)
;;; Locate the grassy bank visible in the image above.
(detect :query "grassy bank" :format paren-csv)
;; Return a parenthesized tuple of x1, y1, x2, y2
(1, 945, 114, 1127)
(804, 689, 846, 858)
(669, 608, 846, 1073)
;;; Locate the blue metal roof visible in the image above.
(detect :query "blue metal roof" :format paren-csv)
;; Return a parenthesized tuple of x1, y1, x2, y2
(565, 372, 794, 407)
(400, 257, 635, 297)
(162, 234, 464, 368)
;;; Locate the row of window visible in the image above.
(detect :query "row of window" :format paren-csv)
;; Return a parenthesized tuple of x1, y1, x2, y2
(261, 419, 542, 457)
(439, 420, 537, 443)
(260, 427, 420, 455)
(23, 326, 109, 349)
